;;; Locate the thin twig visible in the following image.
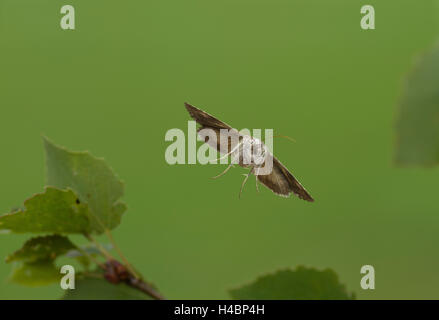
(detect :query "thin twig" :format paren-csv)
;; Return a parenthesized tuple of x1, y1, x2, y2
(84, 233, 115, 261)
(75, 245, 106, 270)
(83, 231, 162, 299)
(89, 217, 141, 279)
(104, 229, 140, 279)
(126, 276, 165, 300)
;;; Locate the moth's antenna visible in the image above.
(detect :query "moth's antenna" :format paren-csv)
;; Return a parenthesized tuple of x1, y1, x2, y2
(273, 135, 296, 143)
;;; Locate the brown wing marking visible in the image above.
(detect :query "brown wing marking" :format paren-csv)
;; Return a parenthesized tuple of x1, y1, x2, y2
(185, 102, 232, 130)
(185, 103, 240, 154)
(197, 126, 242, 155)
(256, 156, 314, 202)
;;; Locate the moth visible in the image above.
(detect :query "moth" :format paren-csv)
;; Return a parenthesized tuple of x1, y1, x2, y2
(185, 102, 314, 202)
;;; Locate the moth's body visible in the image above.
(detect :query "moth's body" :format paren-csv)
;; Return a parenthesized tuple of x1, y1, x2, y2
(231, 135, 267, 168)
(185, 103, 314, 202)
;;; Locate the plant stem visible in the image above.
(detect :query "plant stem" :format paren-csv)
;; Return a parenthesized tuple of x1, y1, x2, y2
(84, 233, 115, 261)
(83, 232, 163, 300)
(104, 229, 140, 280)
(126, 277, 165, 300)
(91, 217, 141, 280)
(75, 245, 106, 270)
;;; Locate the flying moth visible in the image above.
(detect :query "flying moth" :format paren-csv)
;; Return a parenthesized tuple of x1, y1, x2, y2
(184, 102, 314, 202)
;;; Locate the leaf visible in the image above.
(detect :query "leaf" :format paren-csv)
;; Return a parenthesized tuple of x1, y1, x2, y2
(6, 235, 77, 287)
(6, 235, 76, 263)
(66, 243, 112, 258)
(0, 187, 93, 234)
(66, 243, 113, 268)
(74, 255, 92, 269)
(43, 137, 127, 233)
(395, 42, 439, 166)
(62, 277, 151, 300)
(229, 266, 355, 300)
(9, 261, 61, 287)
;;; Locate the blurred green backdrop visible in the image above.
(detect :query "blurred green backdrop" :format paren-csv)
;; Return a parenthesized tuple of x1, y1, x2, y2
(1, 0, 439, 299)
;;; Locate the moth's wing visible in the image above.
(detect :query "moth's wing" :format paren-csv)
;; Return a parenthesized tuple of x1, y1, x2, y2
(185, 102, 232, 130)
(256, 155, 314, 202)
(185, 102, 241, 154)
(197, 127, 242, 155)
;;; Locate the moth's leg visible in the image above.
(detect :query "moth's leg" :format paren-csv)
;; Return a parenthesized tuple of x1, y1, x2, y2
(211, 163, 234, 179)
(239, 166, 254, 199)
(254, 167, 260, 192)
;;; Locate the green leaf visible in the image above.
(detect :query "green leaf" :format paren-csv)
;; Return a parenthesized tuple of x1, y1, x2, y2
(229, 266, 355, 300)
(44, 137, 127, 233)
(9, 261, 61, 287)
(6, 235, 76, 263)
(395, 43, 439, 166)
(66, 243, 112, 258)
(66, 243, 113, 269)
(62, 277, 151, 300)
(6, 235, 77, 287)
(74, 255, 92, 269)
(0, 187, 93, 234)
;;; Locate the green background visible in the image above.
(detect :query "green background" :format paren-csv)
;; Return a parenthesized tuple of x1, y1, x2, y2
(1, 0, 439, 299)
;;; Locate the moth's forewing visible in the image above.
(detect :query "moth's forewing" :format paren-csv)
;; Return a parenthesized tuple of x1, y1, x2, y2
(185, 103, 232, 130)
(256, 156, 314, 202)
(185, 102, 241, 156)
(197, 127, 242, 157)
